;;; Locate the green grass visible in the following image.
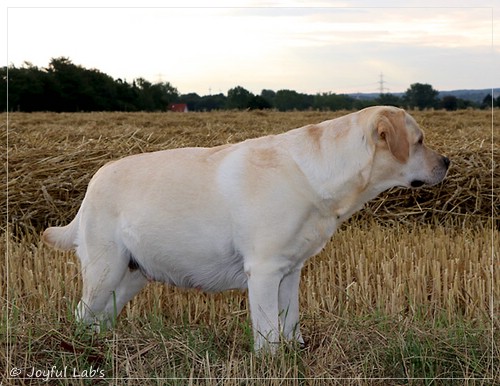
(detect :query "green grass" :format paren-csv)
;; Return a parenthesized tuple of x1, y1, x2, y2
(2, 223, 498, 385)
(3, 296, 496, 384)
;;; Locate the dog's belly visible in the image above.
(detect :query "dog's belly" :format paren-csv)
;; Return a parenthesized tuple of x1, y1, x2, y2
(122, 224, 248, 292)
(148, 251, 247, 292)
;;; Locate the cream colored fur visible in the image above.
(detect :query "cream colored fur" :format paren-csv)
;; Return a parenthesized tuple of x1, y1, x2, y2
(43, 106, 449, 352)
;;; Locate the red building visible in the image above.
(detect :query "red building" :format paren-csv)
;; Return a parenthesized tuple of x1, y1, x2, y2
(168, 103, 188, 112)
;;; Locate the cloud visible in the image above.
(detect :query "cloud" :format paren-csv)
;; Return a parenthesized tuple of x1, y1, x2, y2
(262, 7, 493, 49)
(4, 4, 496, 95)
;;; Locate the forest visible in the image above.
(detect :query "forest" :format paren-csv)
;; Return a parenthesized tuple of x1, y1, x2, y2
(2, 57, 497, 112)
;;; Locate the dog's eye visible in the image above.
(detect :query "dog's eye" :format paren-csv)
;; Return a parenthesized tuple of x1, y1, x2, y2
(417, 136, 423, 145)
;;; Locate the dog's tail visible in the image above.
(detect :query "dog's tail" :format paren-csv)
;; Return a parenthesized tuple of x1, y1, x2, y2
(42, 210, 80, 251)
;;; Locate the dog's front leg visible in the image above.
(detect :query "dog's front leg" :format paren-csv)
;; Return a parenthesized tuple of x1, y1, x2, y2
(246, 265, 282, 353)
(278, 267, 304, 345)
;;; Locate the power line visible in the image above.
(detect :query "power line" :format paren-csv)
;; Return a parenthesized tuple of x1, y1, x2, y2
(378, 72, 389, 94)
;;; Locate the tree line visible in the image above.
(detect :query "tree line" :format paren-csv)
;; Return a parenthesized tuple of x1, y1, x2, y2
(2, 57, 498, 112)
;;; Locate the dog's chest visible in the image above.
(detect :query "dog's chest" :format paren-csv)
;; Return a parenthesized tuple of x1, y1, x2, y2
(287, 213, 339, 261)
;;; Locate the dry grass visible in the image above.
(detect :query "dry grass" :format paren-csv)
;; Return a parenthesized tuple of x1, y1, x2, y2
(3, 109, 498, 230)
(1, 110, 499, 384)
(2, 222, 498, 384)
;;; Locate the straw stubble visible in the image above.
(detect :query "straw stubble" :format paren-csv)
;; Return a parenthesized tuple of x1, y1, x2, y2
(2, 109, 498, 381)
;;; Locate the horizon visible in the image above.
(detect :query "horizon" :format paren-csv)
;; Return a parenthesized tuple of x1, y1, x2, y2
(7, 56, 499, 98)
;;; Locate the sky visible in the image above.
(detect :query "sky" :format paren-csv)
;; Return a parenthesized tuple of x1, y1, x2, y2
(2, 0, 499, 96)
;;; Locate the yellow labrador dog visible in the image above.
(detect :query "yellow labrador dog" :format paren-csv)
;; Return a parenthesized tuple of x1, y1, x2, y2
(43, 106, 449, 352)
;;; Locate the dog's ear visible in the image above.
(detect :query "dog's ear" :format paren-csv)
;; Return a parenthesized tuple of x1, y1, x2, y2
(377, 110, 409, 163)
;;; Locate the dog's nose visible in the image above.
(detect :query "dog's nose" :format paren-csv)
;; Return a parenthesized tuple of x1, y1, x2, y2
(443, 156, 450, 169)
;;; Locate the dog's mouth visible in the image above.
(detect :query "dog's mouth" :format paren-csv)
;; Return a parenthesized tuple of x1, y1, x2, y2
(410, 180, 425, 188)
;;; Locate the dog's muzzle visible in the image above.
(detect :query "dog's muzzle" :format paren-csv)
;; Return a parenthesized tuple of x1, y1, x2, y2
(410, 156, 450, 188)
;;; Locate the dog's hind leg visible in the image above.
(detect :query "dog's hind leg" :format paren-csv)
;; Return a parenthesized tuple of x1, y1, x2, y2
(75, 240, 131, 331)
(102, 267, 148, 322)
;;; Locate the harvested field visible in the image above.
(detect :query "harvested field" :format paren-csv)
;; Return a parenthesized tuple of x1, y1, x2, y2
(3, 110, 498, 232)
(1, 110, 499, 384)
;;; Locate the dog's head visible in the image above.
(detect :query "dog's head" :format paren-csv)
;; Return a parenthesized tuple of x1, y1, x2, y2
(363, 106, 450, 190)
